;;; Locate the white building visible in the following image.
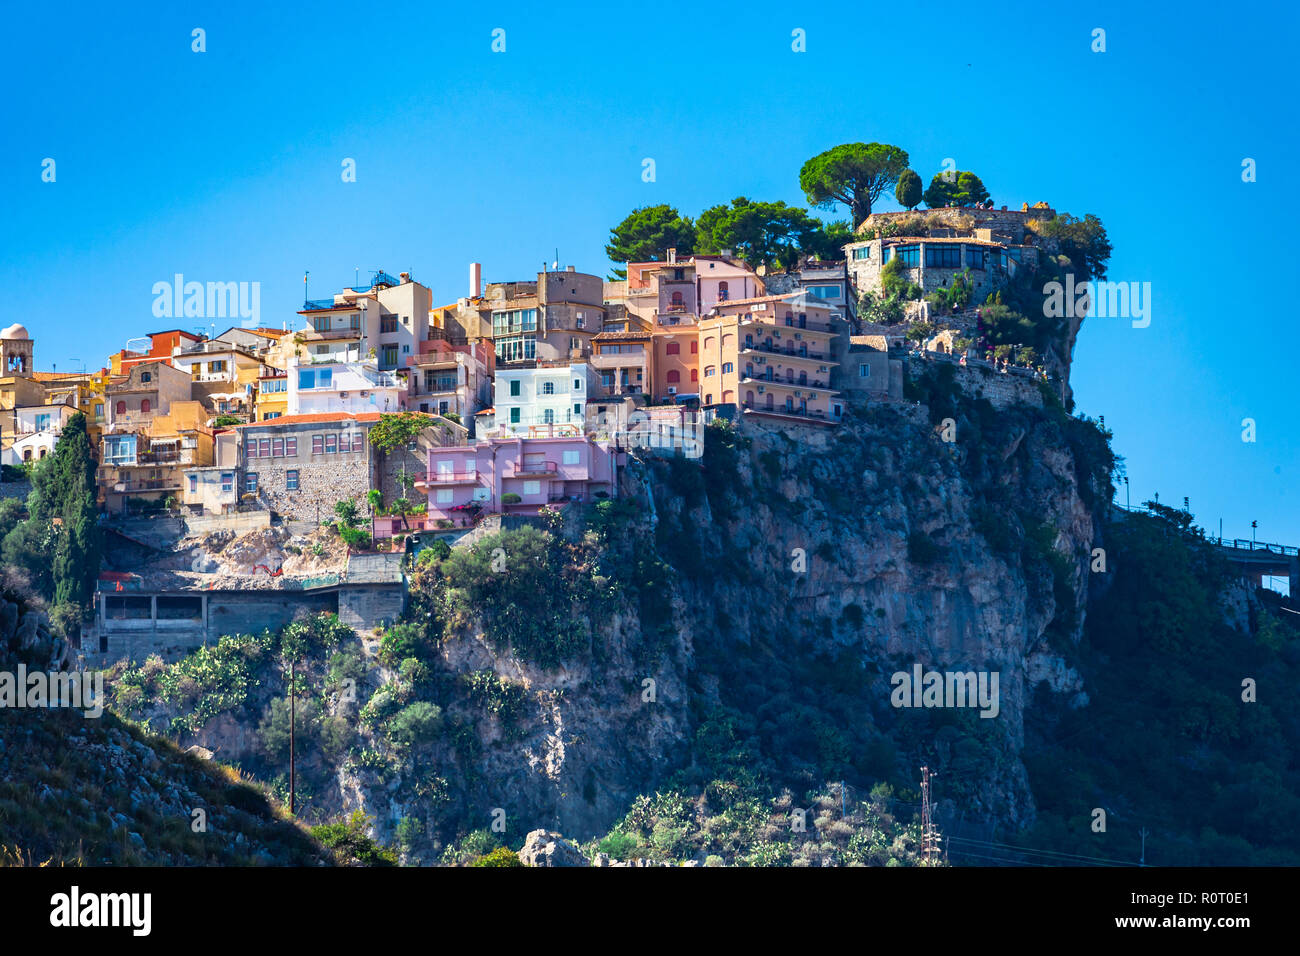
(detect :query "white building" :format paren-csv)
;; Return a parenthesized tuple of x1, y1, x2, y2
(487, 362, 596, 437)
(4, 403, 76, 465)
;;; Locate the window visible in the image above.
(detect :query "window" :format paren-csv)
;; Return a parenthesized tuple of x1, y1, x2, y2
(806, 285, 840, 299)
(894, 244, 920, 267)
(523, 480, 541, 495)
(264, 411, 281, 420)
(141, 371, 152, 383)
(966, 246, 986, 269)
(298, 370, 315, 390)
(704, 365, 716, 377)
(286, 437, 297, 456)
(852, 246, 870, 260)
(670, 291, 684, 307)
(116, 401, 126, 415)
(690, 369, 698, 382)
(573, 403, 581, 416)
(312, 317, 330, 332)
(315, 345, 328, 355)
(258, 439, 270, 458)
(666, 342, 680, 355)
(272, 438, 284, 457)
(667, 370, 680, 384)
(925, 244, 962, 268)
(573, 378, 582, 391)
(436, 489, 453, 504)
(690, 341, 698, 354)
(247, 439, 259, 458)
(285, 470, 299, 491)
(353, 433, 365, 453)
(380, 315, 398, 333)
(380, 346, 399, 368)
(562, 450, 580, 465)
(209, 360, 227, 373)
(858, 364, 871, 378)
(140, 399, 151, 414)
(220, 472, 233, 493)
(510, 408, 521, 424)
(509, 380, 521, 397)
(325, 434, 337, 454)
(543, 409, 554, 424)
(542, 382, 555, 395)
(189, 474, 198, 493)
(722, 362, 733, 374)
(245, 473, 258, 493)
(312, 435, 323, 454)
(570, 337, 580, 350)
(349, 313, 361, 329)
(601, 372, 614, 389)
(718, 281, 729, 299)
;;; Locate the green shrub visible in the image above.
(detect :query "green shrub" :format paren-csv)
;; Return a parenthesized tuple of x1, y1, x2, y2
(471, 846, 523, 867)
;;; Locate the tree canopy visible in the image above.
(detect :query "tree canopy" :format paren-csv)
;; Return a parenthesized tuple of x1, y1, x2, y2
(1040, 213, 1113, 281)
(695, 197, 822, 270)
(895, 169, 923, 210)
(799, 142, 910, 225)
(369, 412, 432, 454)
(604, 205, 697, 278)
(923, 170, 991, 209)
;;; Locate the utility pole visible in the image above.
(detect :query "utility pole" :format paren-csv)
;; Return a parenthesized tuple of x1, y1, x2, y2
(1124, 476, 1130, 511)
(920, 766, 939, 866)
(289, 655, 296, 816)
(1139, 827, 1148, 866)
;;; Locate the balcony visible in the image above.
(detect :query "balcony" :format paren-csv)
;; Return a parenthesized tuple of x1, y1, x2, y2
(512, 460, 559, 477)
(590, 352, 647, 370)
(740, 314, 833, 333)
(300, 327, 362, 341)
(741, 375, 835, 393)
(741, 344, 833, 363)
(417, 470, 477, 486)
(741, 402, 838, 425)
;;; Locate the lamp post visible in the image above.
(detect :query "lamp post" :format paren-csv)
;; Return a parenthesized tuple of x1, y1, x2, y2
(1124, 476, 1130, 511)
(1252, 520, 1258, 547)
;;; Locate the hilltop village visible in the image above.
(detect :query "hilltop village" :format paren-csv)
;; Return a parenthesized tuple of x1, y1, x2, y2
(2, 201, 1083, 662)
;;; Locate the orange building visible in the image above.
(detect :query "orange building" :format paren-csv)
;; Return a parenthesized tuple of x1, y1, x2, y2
(698, 292, 843, 425)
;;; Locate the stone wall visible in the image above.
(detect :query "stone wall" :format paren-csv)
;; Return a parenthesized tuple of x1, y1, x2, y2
(338, 585, 405, 630)
(947, 361, 1045, 410)
(251, 457, 372, 523)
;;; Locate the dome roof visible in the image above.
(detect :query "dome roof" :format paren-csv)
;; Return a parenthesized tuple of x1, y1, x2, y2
(0, 323, 29, 340)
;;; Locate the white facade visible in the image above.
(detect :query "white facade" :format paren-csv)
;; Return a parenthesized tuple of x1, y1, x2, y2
(489, 363, 594, 437)
(288, 361, 405, 416)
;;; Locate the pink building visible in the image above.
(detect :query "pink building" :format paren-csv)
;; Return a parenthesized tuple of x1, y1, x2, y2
(418, 435, 619, 524)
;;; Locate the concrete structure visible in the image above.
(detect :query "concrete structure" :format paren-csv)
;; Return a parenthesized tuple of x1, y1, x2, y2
(99, 401, 214, 513)
(110, 329, 204, 376)
(486, 362, 597, 437)
(181, 429, 239, 515)
(650, 324, 700, 404)
(3, 403, 76, 465)
(104, 360, 192, 437)
(840, 336, 904, 403)
(404, 334, 491, 422)
(591, 331, 651, 398)
(235, 411, 381, 520)
(254, 369, 289, 421)
(418, 434, 618, 525)
(482, 267, 607, 368)
(699, 291, 844, 425)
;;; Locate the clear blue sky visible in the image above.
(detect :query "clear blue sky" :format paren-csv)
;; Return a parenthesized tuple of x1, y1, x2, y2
(5, 0, 1297, 557)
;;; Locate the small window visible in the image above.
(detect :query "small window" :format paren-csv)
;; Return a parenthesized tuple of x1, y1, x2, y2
(220, 472, 233, 492)
(325, 434, 337, 454)
(510, 408, 521, 424)
(258, 439, 270, 458)
(509, 380, 521, 397)
(272, 438, 284, 457)
(312, 434, 324, 454)
(666, 342, 680, 356)
(859, 364, 871, 378)
(245, 473, 258, 493)
(523, 480, 541, 495)
(543, 382, 555, 395)
(140, 399, 151, 414)
(436, 489, 453, 504)
(188, 474, 198, 493)
(722, 362, 733, 374)
(691, 369, 698, 382)
(286, 437, 298, 456)
(141, 372, 152, 383)
(353, 433, 365, 453)
(116, 401, 126, 415)
(562, 450, 580, 465)
(690, 341, 698, 354)
(704, 366, 716, 377)
(573, 379, 582, 391)
(667, 370, 680, 384)
(285, 470, 299, 491)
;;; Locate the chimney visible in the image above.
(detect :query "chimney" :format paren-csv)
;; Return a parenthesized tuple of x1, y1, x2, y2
(667, 247, 677, 264)
(566, 265, 575, 273)
(469, 262, 482, 298)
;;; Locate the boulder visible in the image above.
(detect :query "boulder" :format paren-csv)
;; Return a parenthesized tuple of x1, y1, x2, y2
(517, 829, 588, 867)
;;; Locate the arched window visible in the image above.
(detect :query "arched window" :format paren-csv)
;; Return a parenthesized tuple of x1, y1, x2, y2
(704, 336, 715, 351)
(140, 399, 151, 414)
(722, 362, 733, 374)
(705, 365, 716, 377)
(722, 390, 734, 404)
(666, 342, 680, 356)
(718, 281, 729, 301)
(667, 370, 680, 384)
(721, 334, 733, 349)
(116, 401, 126, 415)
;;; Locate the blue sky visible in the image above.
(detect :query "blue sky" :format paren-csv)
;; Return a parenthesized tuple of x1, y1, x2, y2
(5, 0, 1297, 563)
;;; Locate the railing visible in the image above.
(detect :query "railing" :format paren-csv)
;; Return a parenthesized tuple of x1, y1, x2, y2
(512, 460, 558, 476)
(741, 374, 830, 389)
(421, 470, 477, 483)
(742, 344, 827, 360)
(1208, 537, 1300, 557)
(741, 402, 832, 421)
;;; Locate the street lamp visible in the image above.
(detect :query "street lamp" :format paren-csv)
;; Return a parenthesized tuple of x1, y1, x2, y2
(1123, 476, 1130, 511)
(1252, 520, 1258, 546)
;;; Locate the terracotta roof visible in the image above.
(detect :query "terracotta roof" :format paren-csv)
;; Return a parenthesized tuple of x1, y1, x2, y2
(32, 371, 90, 382)
(235, 411, 401, 428)
(592, 331, 651, 341)
(849, 335, 891, 351)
